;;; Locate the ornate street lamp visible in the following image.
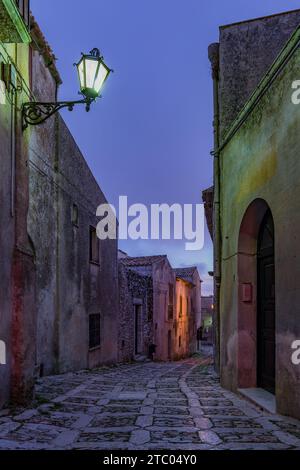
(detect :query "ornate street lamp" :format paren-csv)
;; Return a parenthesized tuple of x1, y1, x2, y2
(22, 48, 112, 130)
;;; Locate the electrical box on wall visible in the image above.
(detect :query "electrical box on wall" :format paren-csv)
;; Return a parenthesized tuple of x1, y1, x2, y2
(242, 283, 253, 303)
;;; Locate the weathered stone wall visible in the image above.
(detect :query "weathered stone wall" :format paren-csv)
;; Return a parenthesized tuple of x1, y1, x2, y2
(219, 10, 300, 137)
(27, 46, 58, 376)
(0, 40, 37, 407)
(27, 31, 118, 376)
(0, 43, 16, 407)
(173, 279, 191, 360)
(57, 117, 118, 371)
(118, 263, 153, 362)
(219, 33, 300, 419)
(153, 258, 176, 361)
(190, 270, 202, 353)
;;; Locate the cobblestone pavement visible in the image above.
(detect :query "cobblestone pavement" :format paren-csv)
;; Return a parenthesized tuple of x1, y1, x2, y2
(1, 356, 300, 450)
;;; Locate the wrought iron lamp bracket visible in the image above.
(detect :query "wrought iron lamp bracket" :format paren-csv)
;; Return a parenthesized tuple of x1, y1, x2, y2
(22, 97, 94, 130)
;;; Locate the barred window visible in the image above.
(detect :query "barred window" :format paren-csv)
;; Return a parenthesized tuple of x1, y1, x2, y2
(89, 313, 101, 349)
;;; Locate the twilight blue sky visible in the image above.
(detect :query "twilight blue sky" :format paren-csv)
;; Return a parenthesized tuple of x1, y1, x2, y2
(31, 0, 300, 295)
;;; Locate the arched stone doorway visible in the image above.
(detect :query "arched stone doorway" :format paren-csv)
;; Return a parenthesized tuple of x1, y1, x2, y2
(237, 199, 275, 393)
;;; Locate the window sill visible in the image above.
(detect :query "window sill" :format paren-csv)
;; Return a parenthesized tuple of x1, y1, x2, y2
(89, 345, 101, 352)
(89, 260, 100, 267)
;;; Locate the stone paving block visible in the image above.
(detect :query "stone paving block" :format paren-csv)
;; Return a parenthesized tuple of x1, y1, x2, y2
(78, 430, 131, 443)
(201, 407, 246, 417)
(73, 414, 94, 429)
(153, 416, 195, 427)
(130, 430, 150, 445)
(0, 421, 21, 437)
(5, 423, 64, 444)
(211, 418, 263, 429)
(273, 430, 300, 447)
(103, 405, 141, 414)
(135, 415, 153, 428)
(189, 406, 204, 417)
(13, 410, 39, 421)
(140, 406, 154, 415)
(89, 415, 137, 428)
(118, 392, 147, 400)
(155, 405, 190, 415)
(193, 417, 213, 430)
(51, 430, 79, 447)
(151, 430, 201, 444)
(199, 430, 222, 445)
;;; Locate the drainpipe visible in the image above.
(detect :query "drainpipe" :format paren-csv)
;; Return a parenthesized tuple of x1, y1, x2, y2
(208, 43, 221, 373)
(54, 78, 61, 374)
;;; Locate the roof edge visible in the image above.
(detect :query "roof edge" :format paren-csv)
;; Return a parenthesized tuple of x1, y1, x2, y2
(220, 8, 300, 30)
(219, 22, 300, 152)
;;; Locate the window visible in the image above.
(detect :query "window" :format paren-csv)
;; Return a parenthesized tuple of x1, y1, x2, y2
(72, 204, 79, 226)
(168, 283, 173, 320)
(168, 283, 173, 305)
(147, 297, 153, 321)
(89, 313, 101, 349)
(89, 226, 99, 263)
(179, 295, 183, 318)
(186, 297, 189, 315)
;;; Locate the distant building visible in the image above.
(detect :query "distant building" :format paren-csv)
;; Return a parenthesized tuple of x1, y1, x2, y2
(201, 296, 214, 344)
(118, 255, 202, 362)
(174, 268, 202, 355)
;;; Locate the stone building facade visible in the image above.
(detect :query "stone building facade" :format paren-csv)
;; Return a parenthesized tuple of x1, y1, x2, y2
(118, 254, 201, 362)
(118, 259, 153, 362)
(207, 9, 300, 419)
(0, 1, 118, 408)
(174, 268, 202, 356)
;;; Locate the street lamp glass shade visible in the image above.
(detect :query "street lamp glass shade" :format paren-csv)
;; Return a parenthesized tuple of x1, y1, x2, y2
(76, 49, 110, 99)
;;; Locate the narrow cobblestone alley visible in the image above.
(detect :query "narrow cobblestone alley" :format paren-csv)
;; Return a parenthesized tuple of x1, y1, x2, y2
(1, 357, 300, 450)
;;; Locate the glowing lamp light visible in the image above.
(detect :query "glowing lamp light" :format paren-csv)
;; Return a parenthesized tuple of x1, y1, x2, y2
(22, 47, 112, 130)
(76, 48, 111, 100)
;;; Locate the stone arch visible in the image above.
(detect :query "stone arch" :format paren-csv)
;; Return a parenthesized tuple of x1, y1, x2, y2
(237, 198, 273, 388)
